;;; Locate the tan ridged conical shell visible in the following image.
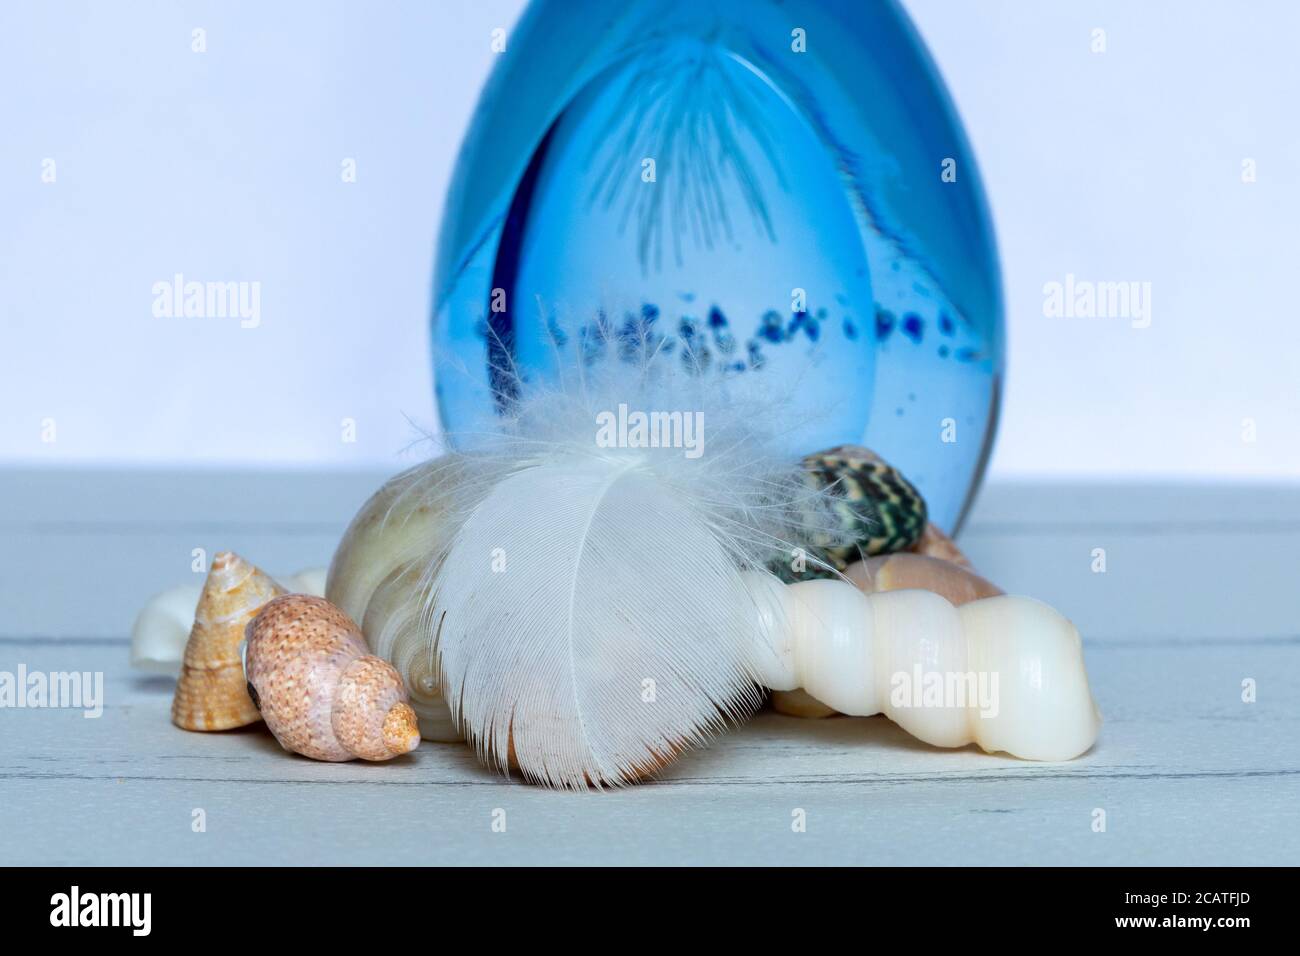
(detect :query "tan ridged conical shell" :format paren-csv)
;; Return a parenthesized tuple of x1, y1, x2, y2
(244, 594, 421, 762)
(171, 551, 285, 731)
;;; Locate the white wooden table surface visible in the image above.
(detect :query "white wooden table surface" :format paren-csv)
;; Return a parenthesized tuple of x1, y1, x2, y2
(1, 469, 1297, 866)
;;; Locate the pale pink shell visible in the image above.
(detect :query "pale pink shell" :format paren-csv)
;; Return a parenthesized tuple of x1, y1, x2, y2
(244, 594, 420, 762)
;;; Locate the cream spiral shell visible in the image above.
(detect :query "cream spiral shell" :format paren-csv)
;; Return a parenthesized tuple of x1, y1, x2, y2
(326, 460, 462, 742)
(747, 573, 1100, 761)
(771, 553, 1002, 718)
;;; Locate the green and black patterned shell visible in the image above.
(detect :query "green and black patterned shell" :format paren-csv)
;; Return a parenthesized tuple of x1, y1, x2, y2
(770, 444, 928, 582)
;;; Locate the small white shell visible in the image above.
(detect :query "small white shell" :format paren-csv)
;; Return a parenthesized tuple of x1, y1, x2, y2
(130, 584, 202, 676)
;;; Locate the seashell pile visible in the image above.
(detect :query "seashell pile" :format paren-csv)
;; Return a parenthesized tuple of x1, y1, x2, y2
(131, 439, 1100, 776)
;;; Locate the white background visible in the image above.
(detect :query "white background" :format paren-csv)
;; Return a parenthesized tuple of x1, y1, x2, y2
(2, 0, 1296, 479)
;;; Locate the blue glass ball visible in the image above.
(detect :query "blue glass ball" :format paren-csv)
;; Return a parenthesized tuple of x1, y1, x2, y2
(432, 0, 1003, 533)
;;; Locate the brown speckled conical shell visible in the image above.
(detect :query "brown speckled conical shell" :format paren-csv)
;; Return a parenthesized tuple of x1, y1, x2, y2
(172, 551, 285, 731)
(244, 594, 420, 762)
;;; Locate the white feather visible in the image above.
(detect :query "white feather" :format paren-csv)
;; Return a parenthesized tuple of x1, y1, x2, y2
(431, 454, 762, 788)
(405, 331, 855, 788)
